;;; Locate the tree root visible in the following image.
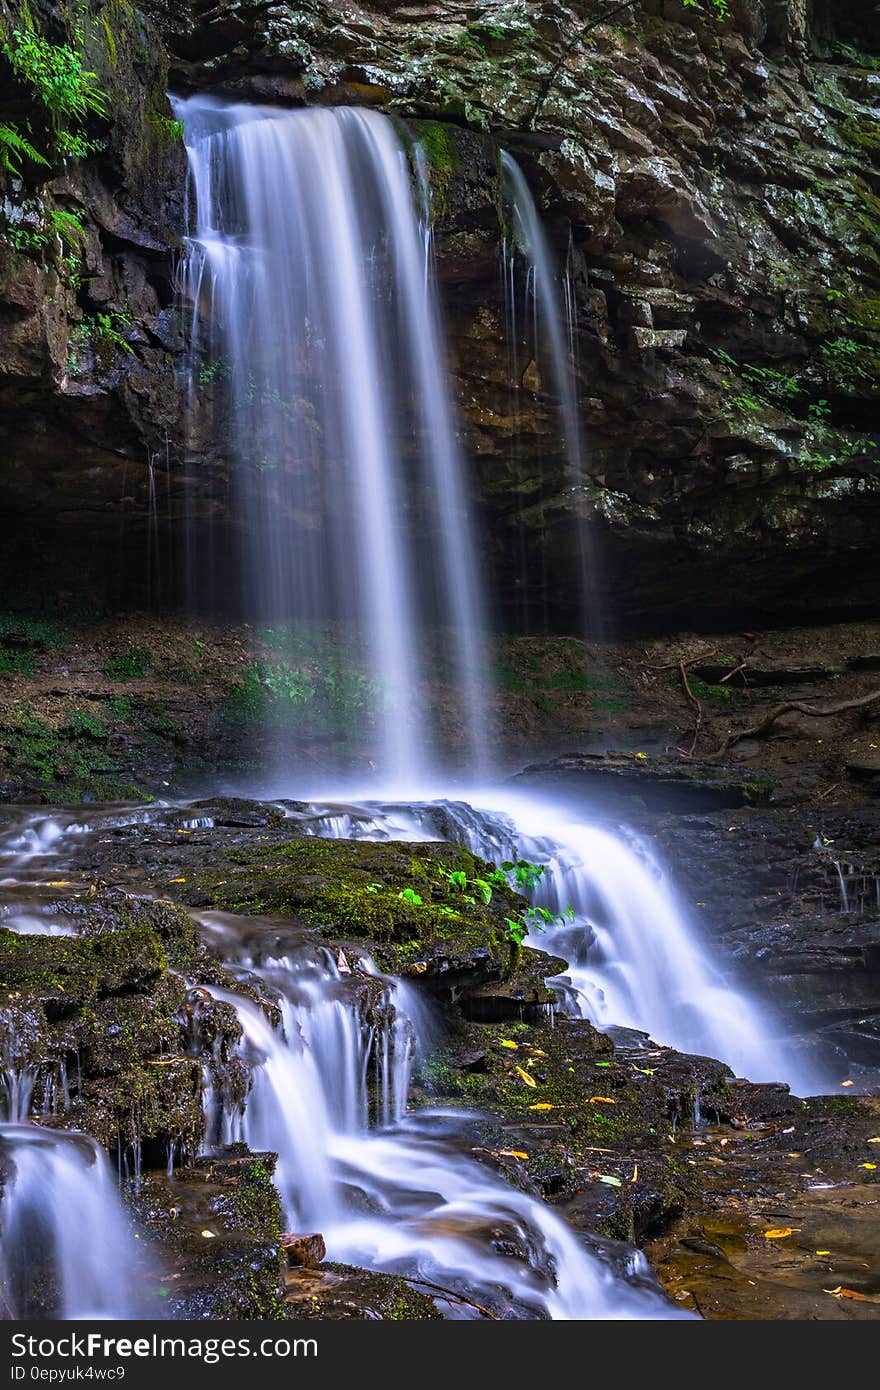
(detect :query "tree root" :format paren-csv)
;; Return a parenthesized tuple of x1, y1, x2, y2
(712, 689, 880, 758)
(678, 659, 703, 757)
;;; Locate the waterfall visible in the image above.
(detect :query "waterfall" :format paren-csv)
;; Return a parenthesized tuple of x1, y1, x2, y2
(309, 792, 827, 1096)
(206, 950, 684, 1319)
(175, 97, 490, 784)
(501, 152, 598, 633)
(0, 1124, 145, 1319)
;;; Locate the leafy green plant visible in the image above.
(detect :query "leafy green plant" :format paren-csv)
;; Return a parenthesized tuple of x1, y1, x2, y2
(6, 223, 47, 254)
(145, 108, 184, 145)
(2, 27, 106, 127)
(681, 0, 730, 21)
(499, 859, 547, 893)
(68, 310, 133, 370)
(225, 658, 382, 739)
(49, 206, 85, 253)
(820, 336, 875, 387)
(0, 119, 48, 173)
(807, 399, 832, 424)
(397, 888, 424, 907)
(65, 708, 107, 740)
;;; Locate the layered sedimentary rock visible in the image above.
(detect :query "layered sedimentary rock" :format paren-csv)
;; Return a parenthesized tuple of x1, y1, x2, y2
(0, 0, 877, 625)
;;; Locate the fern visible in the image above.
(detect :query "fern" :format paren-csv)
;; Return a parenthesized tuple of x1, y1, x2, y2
(0, 120, 49, 173)
(49, 207, 85, 252)
(2, 29, 107, 128)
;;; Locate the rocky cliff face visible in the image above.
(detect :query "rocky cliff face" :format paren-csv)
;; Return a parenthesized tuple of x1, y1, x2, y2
(0, 0, 877, 627)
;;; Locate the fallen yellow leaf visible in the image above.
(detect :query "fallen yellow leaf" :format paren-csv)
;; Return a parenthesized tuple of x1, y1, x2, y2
(858, 1162, 877, 1170)
(816, 1250, 831, 1256)
(498, 1150, 528, 1161)
(515, 1065, 537, 1089)
(499, 1039, 518, 1050)
(764, 1228, 797, 1239)
(588, 1095, 616, 1105)
(841, 1080, 854, 1087)
(528, 1103, 554, 1111)
(169, 877, 187, 883)
(867, 1138, 880, 1144)
(824, 1287, 880, 1303)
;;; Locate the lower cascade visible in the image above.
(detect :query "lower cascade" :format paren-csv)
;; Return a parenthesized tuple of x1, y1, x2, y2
(204, 946, 684, 1320)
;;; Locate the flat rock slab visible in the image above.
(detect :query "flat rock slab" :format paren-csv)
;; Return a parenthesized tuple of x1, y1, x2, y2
(512, 751, 774, 813)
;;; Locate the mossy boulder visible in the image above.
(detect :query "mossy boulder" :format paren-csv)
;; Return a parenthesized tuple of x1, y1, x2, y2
(0, 897, 239, 1158)
(0, 921, 167, 1011)
(180, 835, 539, 992)
(76, 890, 204, 971)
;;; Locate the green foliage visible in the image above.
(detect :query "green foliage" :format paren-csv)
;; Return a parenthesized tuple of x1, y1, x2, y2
(4, 204, 85, 273)
(0, 647, 33, 675)
(713, 349, 801, 414)
(69, 310, 133, 370)
(832, 41, 880, 71)
(797, 433, 877, 472)
(102, 644, 150, 680)
(49, 205, 85, 252)
(225, 659, 381, 739)
(688, 676, 732, 706)
(806, 398, 831, 426)
(5, 222, 46, 253)
(681, 0, 730, 21)
(499, 859, 547, 893)
(0, 119, 48, 172)
(65, 708, 107, 740)
(145, 108, 184, 145)
(819, 336, 875, 388)
(397, 888, 424, 907)
(0, 611, 67, 673)
(110, 694, 133, 722)
(0, 19, 108, 169)
(2, 27, 106, 127)
(197, 358, 230, 389)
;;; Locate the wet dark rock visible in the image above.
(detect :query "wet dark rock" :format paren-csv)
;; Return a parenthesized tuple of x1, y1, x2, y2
(132, 1147, 286, 1319)
(645, 804, 880, 1082)
(282, 1232, 326, 1269)
(513, 751, 775, 813)
(185, 797, 292, 828)
(643, 1091, 880, 1319)
(0, 894, 240, 1158)
(284, 1263, 441, 1320)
